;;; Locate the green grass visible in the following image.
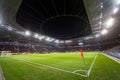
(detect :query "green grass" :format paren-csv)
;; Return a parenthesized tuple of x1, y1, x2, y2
(0, 52, 120, 80)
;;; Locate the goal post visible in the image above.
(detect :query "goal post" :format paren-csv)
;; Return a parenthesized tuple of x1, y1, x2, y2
(0, 51, 11, 57)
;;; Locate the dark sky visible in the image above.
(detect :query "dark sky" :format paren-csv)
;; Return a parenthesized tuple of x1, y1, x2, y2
(16, 0, 91, 40)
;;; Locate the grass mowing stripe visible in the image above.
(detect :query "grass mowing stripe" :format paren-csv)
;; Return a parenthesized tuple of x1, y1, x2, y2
(1, 52, 120, 80)
(87, 52, 98, 76)
(10, 58, 45, 69)
(11, 57, 87, 77)
(10, 53, 92, 71)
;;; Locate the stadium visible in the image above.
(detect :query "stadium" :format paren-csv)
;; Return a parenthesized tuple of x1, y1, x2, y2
(0, 0, 120, 80)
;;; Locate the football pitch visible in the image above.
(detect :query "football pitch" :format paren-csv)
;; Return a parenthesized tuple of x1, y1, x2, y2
(0, 52, 120, 80)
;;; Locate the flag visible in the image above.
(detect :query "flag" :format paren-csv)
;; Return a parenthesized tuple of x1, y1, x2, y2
(80, 49, 84, 57)
(80, 49, 87, 75)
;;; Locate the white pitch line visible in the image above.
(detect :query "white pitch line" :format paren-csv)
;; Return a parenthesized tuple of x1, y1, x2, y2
(102, 53, 120, 64)
(72, 70, 86, 73)
(86, 53, 98, 77)
(11, 58, 87, 77)
(0, 66, 5, 80)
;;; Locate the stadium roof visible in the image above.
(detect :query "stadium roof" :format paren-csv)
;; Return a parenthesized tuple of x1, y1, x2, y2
(0, 0, 120, 45)
(16, 0, 92, 40)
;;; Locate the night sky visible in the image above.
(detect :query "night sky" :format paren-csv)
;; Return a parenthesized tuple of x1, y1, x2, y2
(16, 0, 91, 40)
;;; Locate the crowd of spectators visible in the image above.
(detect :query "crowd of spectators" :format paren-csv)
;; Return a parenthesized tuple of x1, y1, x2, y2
(0, 43, 100, 54)
(104, 46, 120, 59)
(0, 36, 119, 55)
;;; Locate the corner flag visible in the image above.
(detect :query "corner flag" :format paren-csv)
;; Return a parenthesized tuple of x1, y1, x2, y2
(80, 49, 84, 57)
(80, 49, 87, 74)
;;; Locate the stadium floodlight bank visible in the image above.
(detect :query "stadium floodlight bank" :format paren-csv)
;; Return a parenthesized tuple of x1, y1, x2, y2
(0, 51, 11, 57)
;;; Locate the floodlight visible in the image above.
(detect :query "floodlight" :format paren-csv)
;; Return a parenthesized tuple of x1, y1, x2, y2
(65, 40, 72, 43)
(117, 0, 120, 5)
(38, 36, 45, 40)
(105, 17, 114, 27)
(38, 36, 42, 40)
(101, 3, 103, 8)
(78, 42, 84, 46)
(50, 38, 55, 42)
(41, 36, 45, 39)
(8, 26, 13, 31)
(113, 7, 118, 14)
(59, 41, 64, 43)
(95, 34, 100, 38)
(101, 29, 108, 35)
(34, 33, 39, 38)
(68, 40, 72, 43)
(45, 37, 50, 41)
(45, 37, 54, 42)
(54, 40, 59, 43)
(99, 21, 102, 25)
(25, 31, 31, 36)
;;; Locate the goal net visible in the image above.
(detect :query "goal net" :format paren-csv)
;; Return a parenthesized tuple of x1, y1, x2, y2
(0, 51, 11, 57)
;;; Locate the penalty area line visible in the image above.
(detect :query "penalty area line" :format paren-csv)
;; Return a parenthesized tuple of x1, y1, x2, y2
(11, 58, 87, 77)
